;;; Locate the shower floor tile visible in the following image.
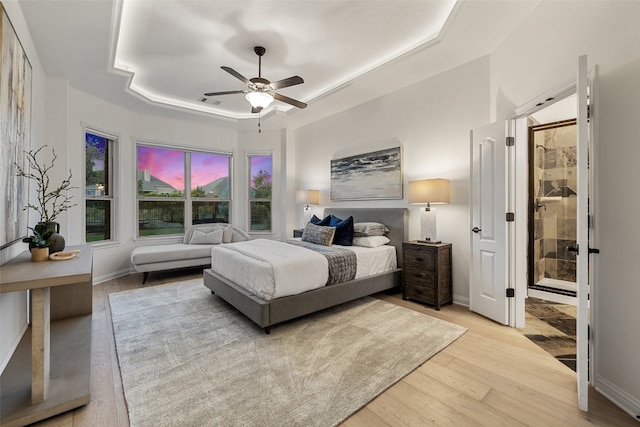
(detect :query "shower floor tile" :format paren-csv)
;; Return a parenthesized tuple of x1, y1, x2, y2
(518, 297, 577, 372)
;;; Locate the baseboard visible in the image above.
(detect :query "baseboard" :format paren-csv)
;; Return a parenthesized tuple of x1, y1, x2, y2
(92, 267, 132, 285)
(595, 374, 640, 421)
(453, 294, 469, 307)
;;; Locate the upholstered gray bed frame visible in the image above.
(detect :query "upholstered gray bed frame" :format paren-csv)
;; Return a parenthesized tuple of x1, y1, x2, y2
(203, 208, 408, 333)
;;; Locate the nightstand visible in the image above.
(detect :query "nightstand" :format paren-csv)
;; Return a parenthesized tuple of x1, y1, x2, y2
(402, 241, 452, 310)
(293, 229, 304, 238)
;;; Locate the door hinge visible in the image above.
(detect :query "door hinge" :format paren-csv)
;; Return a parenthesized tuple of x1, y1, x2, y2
(506, 212, 515, 222)
(506, 136, 515, 147)
(506, 288, 515, 298)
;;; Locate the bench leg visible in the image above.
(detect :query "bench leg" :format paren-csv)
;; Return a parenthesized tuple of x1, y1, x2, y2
(142, 272, 149, 285)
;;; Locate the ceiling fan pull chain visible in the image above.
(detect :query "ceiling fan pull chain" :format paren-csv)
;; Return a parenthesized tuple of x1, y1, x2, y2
(258, 111, 262, 133)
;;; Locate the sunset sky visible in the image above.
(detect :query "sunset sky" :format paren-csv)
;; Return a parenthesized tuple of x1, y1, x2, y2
(137, 146, 229, 190)
(251, 156, 272, 177)
(137, 146, 272, 190)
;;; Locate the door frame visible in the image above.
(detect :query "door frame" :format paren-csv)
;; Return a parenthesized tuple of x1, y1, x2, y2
(510, 80, 576, 328)
(509, 74, 597, 389)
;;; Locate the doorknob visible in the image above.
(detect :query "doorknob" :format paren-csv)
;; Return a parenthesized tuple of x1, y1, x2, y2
(472, 227, 481, 233)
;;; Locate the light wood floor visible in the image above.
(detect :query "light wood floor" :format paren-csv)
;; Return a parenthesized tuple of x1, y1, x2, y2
(32, 268, 636, 427)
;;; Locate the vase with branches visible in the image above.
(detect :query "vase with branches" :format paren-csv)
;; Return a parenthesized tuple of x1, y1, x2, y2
(16, 146, 77, 253)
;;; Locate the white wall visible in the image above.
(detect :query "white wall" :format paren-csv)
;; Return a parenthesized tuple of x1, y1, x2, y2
(294, 56, 491, 303)
(593, 57, 640, 414)
(489, 0, 640, 417)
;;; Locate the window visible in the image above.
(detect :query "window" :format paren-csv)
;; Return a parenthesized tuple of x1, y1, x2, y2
(136, 144, 231, 237)
(85, 131, 115, 242)
(248, 154, 272, 232)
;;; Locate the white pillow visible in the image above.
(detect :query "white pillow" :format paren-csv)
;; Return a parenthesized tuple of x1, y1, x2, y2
(352, 235, 390, 248)
(220, 224, 233, 243)
(353, 222, 389, 237)
(188, 229, 224, 245)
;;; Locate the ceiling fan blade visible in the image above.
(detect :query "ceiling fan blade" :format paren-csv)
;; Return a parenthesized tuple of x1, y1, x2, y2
(203, 90, 245, 96)
(273, 92, 307, 109)
(270, 76, 304, 90)
(221, 66, 250, 85)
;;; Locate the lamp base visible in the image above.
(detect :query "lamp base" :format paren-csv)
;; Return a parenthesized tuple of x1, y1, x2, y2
(417, 238, 441, 244)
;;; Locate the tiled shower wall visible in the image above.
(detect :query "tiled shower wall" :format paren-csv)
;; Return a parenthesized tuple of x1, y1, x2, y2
(532, 122, 577, 284)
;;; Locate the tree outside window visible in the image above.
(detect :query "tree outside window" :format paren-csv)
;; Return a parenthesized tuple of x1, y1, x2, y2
(249, 155, 272, 232)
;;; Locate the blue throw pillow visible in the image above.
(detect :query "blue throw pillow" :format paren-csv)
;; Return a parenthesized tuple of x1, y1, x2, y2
(310, 215, 331, 226)
(329, 215, 354, 246)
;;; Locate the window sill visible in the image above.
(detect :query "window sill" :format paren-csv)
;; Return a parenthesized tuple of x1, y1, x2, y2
(132, 235, 183, 245)
(87, 240, 121, 250)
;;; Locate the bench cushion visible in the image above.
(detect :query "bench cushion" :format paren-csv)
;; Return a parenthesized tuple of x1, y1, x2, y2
(131, 244, 213, 266)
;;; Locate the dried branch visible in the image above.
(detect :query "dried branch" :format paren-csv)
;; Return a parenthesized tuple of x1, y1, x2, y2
(15, 145, 77, 222)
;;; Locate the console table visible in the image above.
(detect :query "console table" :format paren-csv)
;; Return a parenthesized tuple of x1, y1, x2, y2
(0, 245, 92, 427)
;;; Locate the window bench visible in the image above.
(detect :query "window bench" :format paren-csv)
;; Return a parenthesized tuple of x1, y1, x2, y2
(130, 224, 251, 283)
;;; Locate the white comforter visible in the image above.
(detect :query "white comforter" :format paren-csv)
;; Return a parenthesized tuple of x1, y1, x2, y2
(210, 238, 329, 300)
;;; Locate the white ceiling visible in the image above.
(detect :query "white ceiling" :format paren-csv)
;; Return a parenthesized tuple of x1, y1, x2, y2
(18, 0, 541, 129)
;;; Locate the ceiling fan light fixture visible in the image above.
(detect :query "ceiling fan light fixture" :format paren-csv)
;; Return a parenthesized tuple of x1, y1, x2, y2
(245, 91, 274, 111)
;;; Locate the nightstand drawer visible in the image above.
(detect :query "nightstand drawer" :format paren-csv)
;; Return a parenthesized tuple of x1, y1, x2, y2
(403, 267, 436, 287)
(403, 248, 436, 270)
(404, 283, 436, 302)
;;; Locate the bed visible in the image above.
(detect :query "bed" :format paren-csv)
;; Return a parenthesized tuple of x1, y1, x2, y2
(203, 208, 408, 333)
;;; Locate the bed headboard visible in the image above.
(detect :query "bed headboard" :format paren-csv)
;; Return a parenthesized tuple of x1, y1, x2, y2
(323, 208, 408, 268)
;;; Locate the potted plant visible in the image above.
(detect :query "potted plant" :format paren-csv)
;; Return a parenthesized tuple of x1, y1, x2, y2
(16, 146, 77, 253)
(23, 224, 54, 262)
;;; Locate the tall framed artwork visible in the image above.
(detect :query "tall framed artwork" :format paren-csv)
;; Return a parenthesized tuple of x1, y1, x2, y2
(330, 146, 403, 201)
(0, 2, 32, 249)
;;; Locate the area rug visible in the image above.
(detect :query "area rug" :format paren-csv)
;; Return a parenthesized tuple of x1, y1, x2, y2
(109, 279, 466, 427)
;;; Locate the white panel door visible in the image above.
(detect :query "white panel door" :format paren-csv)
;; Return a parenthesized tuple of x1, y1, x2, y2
(575, 54, 590, 412)
(470, 121, 508, 324)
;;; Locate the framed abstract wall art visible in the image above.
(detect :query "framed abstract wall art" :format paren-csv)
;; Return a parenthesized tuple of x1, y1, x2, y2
(1, 2, 32, 248)
(330, 146, 403, 201)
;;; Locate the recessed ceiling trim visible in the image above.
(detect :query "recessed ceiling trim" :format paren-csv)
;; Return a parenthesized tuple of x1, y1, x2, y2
(109, 0, 458, 122)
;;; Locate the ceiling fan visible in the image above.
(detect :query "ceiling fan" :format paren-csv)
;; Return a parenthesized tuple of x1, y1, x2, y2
(204, 46, 307, 113)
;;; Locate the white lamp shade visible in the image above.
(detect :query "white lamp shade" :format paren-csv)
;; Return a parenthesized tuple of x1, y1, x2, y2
(408, 178, 450, 205)
(245, 91, 274, 110)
